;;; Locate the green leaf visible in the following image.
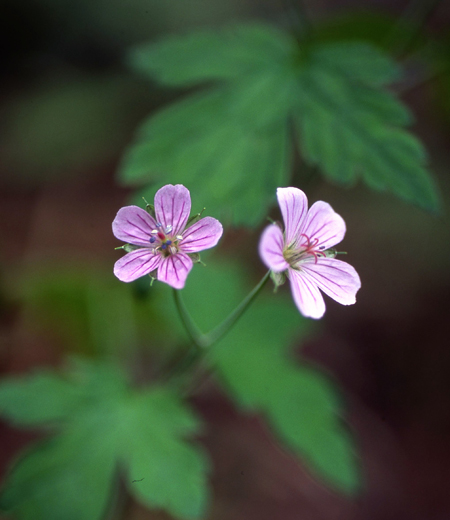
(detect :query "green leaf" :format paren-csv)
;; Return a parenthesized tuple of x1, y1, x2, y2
(0, 371, 84, 427)
(124, 390, 209, 520)
(129, 24, 294, 87)
(0, 360, 209, 520)
(172, 261, 360, 493)
(0, 436, 117, 520)
(211, 295, 360, 494)
(294, 44, 439, 211)
(17, 265, 183, 357)
(120, 88, 291, 226)
(119, 23, 440, 226)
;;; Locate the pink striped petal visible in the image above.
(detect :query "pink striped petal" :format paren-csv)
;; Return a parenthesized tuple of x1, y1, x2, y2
(154, 185, 191, 236)
(289, 268, 326, 319)
(301, 258, 361, 306)
(112, 206, 157, 247)
(259, 224, 289, 272)
(181, 217, 223, 253)
(300, 201, 346, 250)
(157, 252, 193, 289)
(277, 187, 308, 246)
(114, 249, 161, 282)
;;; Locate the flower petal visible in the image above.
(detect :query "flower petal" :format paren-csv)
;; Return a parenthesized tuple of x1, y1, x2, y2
(114, 249, 161, 282)
(157, 252, 193, 289)
(259, 224, 289, 272)
(112, 206, 157, 246)
(154, 184, 191, 236)
(301, 258, 361, 306)
(288, 268, 326, 319)
(277, 187, 308, 246)
(300, 201, 346, 250)
(180, 217, 223, 253)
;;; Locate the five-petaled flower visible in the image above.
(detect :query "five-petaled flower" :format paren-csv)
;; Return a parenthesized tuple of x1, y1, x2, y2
(113, 184, 223, 289)
(259, 187, 361, 319)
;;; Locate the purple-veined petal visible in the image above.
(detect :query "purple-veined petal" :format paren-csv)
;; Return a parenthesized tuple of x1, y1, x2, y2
(154, 184, 191, 236)
(301, 258, 361, 306)
(157, 252, 193, 289)
(180, 217, 223, 253)
(289, 268, 326, 319)
(259, 224, 289, 272)
(277, 187, 308, 246)
(114, 248, 161, 282)
(300, 201, 346, 250)
(112, 206, 157, 246)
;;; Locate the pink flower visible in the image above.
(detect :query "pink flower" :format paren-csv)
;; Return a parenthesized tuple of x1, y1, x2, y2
(259, 187, 361, 319)
(113, 184, 223, 289)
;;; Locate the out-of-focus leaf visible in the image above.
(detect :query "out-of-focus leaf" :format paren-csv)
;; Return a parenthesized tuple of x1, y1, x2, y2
(119, 23, 440, 226)
(172, 261, 360, 493)
(0, 436, 117, 520)
(210, 297, 360, 494)
(0, 372, 83, 427)
(293, 43, 437, 210)
(0, 359, 209, 520)
(121, 88, 290, 226)
(17, 266, 180, 356)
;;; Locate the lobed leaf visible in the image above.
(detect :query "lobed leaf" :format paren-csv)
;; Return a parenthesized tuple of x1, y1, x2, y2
(119, 23, 440, 225)
(129, 24, 293, 86)
(0, 361, 209, 520)
(178, 261, 360, 493)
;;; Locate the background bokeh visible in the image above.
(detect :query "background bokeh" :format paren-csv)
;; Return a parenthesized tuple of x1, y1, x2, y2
(1, 0, 450, 519)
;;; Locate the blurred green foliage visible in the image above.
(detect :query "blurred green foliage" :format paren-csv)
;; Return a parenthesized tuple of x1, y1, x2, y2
(17, 266, 180, 358)
(0, 359, 209, 520)
(178, 261, 360, 493)
(4, 3, 449, 518)
(119, 23, 440, 226)
(2, 259, 360, 519)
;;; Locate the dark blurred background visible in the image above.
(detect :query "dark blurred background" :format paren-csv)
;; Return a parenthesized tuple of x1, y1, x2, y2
(1, 0, 450, 519)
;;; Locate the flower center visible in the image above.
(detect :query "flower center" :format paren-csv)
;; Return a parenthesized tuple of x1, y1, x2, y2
(149, 223, 182, 256)
(283, 233, 326, 267)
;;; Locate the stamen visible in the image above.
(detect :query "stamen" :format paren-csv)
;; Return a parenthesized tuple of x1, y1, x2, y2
(156, 222, 162, 228)
(319, 246, 325, 250)
(164, 224, 173, 234)
(161, 243, 167, 250)
(149, 236, 156, 243)
(300, 233, 313, 249)
(176, 235, 183, 241)
(165, 240, 172, 245)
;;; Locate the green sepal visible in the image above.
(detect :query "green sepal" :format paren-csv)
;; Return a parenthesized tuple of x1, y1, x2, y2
(186, 209, 206, 228)
(270, 270, 286, 292)
(189, 253, 205, 266)
(121, 244, 142, 253)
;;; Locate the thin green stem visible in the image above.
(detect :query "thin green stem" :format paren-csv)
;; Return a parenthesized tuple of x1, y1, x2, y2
(167, 270, 271, 384)
(173, 289, 205, 349)
(202, 270, 271, 347)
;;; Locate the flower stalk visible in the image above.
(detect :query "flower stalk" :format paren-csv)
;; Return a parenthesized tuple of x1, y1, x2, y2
(168, 271, 271, 381)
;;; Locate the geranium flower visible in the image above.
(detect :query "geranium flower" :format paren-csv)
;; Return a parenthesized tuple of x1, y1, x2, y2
(259, 187, 361, 319)
(113, 184, 223, 289)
